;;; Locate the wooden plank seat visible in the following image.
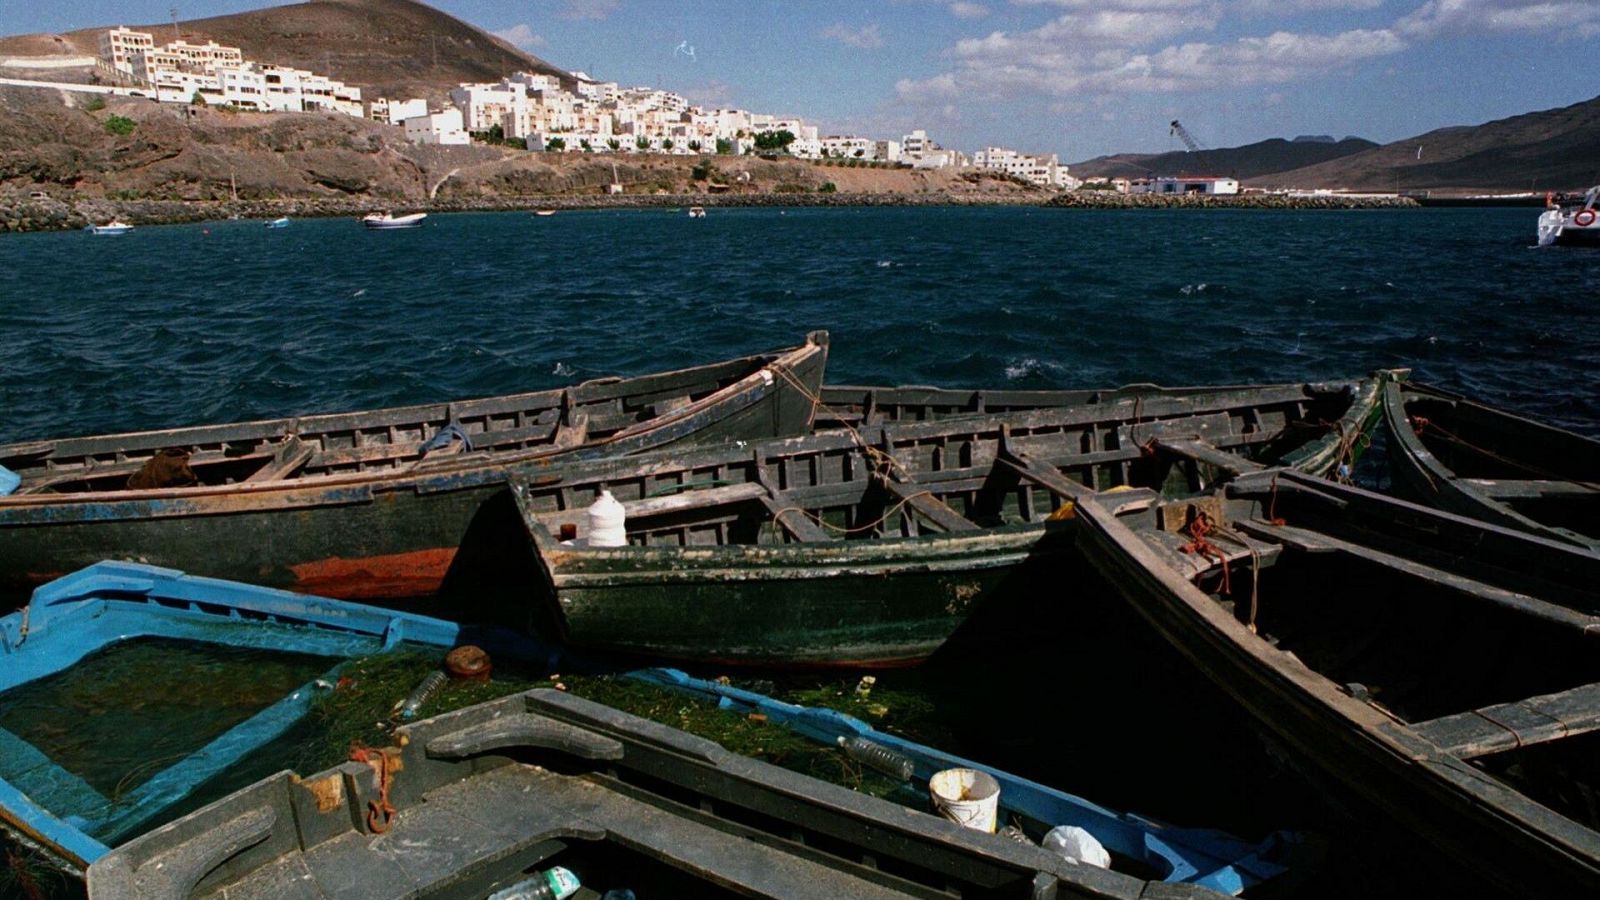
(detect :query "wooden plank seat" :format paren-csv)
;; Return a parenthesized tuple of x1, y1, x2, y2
(1150, 437, 1267, 477)
(760, 493, 834, 543)
(242, 436, 315, 483)
(18, 446, 285, 493)
(535, 482, 769, 534)
(1145, 525, 1284, 582)
(1458, 478, 1600, 500)
(1411, 681, 1600, 760)
(881, 480, 980, 533)
(1233, 520, 1600, 637)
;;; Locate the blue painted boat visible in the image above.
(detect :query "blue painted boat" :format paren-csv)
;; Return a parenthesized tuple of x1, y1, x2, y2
(630, 668, 1301, 896)
(0, 561, 562, 869)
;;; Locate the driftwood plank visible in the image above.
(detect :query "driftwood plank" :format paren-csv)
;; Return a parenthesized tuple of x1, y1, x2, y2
(1412, 682, 1600, 759)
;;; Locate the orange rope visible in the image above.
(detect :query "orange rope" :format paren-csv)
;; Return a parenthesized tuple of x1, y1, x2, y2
(350, 744, 397, 834)
(770, 488, 935, 537)
(1179, 511, 1232, 596)
(770, 362, 910, 480)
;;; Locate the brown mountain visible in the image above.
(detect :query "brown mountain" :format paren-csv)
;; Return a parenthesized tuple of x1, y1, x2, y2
(1255, 95, 1600, 194)
(0, 0, 569, 100)
(1069, 137, 1377, 181)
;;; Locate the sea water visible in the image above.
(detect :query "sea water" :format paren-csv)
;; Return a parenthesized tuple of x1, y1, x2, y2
(1, 206, 1593, 895)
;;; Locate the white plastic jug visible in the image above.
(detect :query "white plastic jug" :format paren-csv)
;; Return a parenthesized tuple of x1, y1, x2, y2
(587, 490, 627, 547)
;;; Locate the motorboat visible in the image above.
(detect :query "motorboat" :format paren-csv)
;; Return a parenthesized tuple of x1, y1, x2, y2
(534, 209, 557, 217)
(1537, 187, 1600, 247)
(265, 216, 290, 229)
(687, 205, 706, 218)
(85, 221, 133, 235)
(362, 211, 427, 229)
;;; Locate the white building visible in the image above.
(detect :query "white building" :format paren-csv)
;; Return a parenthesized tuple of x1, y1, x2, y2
(1131, 176, 1240, 195)
(450, 82, 528, 133)
(972, 147, 1072, 188)
(404, 108, 470, 145)
(375, 97, 427, 125)
(97, 27, 154, 78)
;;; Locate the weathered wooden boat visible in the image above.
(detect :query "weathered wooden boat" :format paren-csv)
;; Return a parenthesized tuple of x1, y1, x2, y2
(0, 561, 558, 870)
(1072, 469, 1600, 895)
(632, 668, 1299, 895)
(512, 373, 1391, 666)
(0, 333, 828, 600)
(1382, 380, 1600, 550)
(86, 688, 1246, 899)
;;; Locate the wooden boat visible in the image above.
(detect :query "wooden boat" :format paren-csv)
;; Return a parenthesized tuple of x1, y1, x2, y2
(1382, 380, 1599, 550)
(512, 373, 1391, 666)
(361, 211, 426, 229)
(632, 668, 1298, 894)
(1072, 469, 1600, 895)
(0, 333, 829, 599)
(85, 687, 1274, 899)
(0, 561, 554, 870)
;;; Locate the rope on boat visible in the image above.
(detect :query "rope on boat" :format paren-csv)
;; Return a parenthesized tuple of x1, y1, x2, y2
(350, 744, 398, 834)
(1179, 511, 1232, 598)
(769, 362, 911, 480)
(769, 487, 937, 538)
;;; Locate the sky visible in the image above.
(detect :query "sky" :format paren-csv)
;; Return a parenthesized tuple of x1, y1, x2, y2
(8, 0, 1600, 161)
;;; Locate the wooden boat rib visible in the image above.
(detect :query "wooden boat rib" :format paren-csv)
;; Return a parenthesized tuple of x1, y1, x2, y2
(1073, 469, 1600, 895)
(86, 688, 1253, 900)
(512, 373, 1391, 666)
(0, 334, 828, 599)
(1382, 380, 1600, 550)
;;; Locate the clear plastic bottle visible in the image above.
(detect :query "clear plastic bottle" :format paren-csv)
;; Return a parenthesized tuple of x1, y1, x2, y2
(487, 866, 581, 900)
(398, 670, 447, 720)
(838, 736, 914, 781)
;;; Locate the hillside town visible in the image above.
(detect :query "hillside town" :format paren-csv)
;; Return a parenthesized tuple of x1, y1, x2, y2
(88, 26, 1106, 192)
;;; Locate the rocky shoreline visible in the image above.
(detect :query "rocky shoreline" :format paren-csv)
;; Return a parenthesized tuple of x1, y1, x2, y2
(0, 189, 1418, 233)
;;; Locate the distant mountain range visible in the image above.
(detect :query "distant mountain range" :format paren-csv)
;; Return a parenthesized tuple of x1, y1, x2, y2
(0, 0, 571, 100)
(1069, 137, 1378, 181)
(1071, 95, 1600, 193)
(1258, 94, 1600, 193)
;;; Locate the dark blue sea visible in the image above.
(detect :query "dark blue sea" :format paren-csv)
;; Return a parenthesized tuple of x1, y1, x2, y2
(2, 206, 1596, 443)
(1, 206, 1595, 897)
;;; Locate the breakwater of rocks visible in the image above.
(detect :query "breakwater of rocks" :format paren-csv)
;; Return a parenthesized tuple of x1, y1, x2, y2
(0, 189, 1417, 233)
(1044, 191, 1419, 210)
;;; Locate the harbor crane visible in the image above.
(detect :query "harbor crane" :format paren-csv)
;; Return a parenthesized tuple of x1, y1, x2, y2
(1169, 120, 1204, 152)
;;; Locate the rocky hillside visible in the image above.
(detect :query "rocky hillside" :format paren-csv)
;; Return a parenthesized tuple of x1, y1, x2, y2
(1070, 137, 1376, 181)
(0, 0, 568, 100)
(0, 86, 1039, 221)
(1256, 94, 1600, 193)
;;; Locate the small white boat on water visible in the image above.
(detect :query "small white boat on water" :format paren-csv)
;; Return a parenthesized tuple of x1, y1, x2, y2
(1537, 187, 1600, 247)
(687, 206, 706, 219)
(265, 217, 290, 229)
(534, 209, 557, 217)
(86, 221, 134, 235)
(362, 212, 427, 230)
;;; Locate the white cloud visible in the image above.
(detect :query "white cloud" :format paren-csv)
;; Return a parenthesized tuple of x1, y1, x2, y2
(949, 2, 991, 18)
(899, 20, 1404, 101)
(1233, 0, 1383, 12)
(820, 23, 886, 49)
(554, 0, 620, 21)
(1396, 0, 1600, 38)
(1014, 0, 1215, 9)
(492, 24, 546, 50)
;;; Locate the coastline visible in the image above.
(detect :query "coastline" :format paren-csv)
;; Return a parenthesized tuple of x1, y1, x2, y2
(0, 190, 1419, 234)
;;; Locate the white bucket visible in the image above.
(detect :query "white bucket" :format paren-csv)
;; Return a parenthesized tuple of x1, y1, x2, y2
(586, 490, 627, 547)
(929, 768, 1000, 833)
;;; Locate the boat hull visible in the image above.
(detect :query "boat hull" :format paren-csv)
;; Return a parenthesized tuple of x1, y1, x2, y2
(1074, 484, 1600, 895)
(543, 526, 1069, 667)
(1381, 381, 1600, 550)
(0, 336, 828, 602)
